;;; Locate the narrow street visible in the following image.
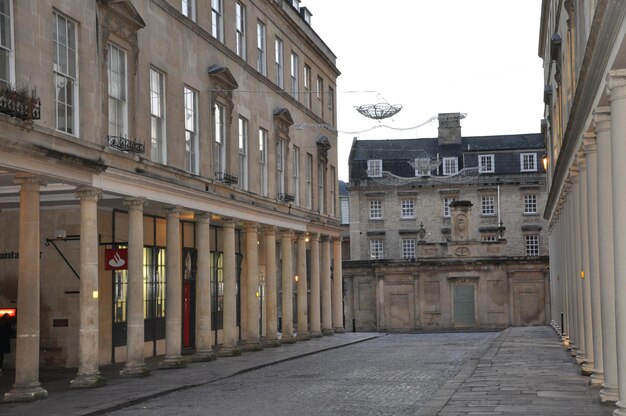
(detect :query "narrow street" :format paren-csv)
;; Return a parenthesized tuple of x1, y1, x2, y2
(108, 333, 496, 416)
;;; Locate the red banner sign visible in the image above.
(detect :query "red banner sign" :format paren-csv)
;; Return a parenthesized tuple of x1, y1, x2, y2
(105, 248, 128, 270)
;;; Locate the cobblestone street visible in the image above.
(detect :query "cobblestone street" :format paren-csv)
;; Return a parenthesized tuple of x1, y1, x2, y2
(108, 332, 497, 416)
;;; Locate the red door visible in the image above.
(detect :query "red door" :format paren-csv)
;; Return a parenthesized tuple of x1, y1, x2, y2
(183, 280, 192, 348)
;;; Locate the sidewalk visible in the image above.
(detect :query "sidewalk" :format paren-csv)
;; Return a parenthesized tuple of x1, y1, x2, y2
(418, 326, 614, 416)
(0, 333, 380, 416)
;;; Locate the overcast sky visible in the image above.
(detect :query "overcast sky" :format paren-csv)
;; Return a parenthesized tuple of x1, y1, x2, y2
(301, 0, 544, 181)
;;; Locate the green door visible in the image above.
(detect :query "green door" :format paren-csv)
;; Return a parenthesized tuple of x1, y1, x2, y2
(454, 285, 475, 327)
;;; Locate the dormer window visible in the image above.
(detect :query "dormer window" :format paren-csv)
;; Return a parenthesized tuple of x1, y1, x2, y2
(443, 157, 458, 175)
(367, 159, 382, 177)
(520, 153, 537, 172)
(478, 154, 494, 173)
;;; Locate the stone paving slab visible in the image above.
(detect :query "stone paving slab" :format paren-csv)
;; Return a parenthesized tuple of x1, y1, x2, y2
(418, 326, 614, 416)
(0, 332, 380, 416)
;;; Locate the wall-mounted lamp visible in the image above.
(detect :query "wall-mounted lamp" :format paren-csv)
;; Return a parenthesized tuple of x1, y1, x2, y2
(542, 153, 548, 171)
(417, 222, 426, 242)
(54, 229, 67, 239)
(294, 275, 299, 282)
(497, 220, 506, 240)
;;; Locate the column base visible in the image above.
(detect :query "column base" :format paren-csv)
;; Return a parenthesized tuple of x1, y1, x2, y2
(575, 352, 586, 363)
(70, 372, 106, 389)
(217, 345, 241, 357)
(3, 382, 48, 403)
(191, 350, 217, 362)
(600, 384, 619, 403)
(241, 341, 264, 352)
(588, 370, 604, 387)
(120, 362, 150, 377)
(581, 361, 594, 376)
(261, 337, 281, 347)
(322, 328, 334, 336)
(280, 334, 297, 344)
(296, 332, 311, 341)
(310, 331, 323, 338)
(159, 356, 186, 369)
(333, 327, 345, 333)
(613, 400, 626, 416)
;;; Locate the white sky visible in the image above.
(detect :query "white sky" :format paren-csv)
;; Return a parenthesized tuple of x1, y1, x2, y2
(301, 0, 544, 181)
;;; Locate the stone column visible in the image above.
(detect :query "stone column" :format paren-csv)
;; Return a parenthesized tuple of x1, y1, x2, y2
(332, 237, 344, 333)
(243, 223, 262, 351)
(606, 70, 626, 415)
(593, 107, 618, 402)
(572, 171, 586, 362)
(296, 233, 310, 341)
(577, 152, 594, 375)
(120, 198, 149, 377)
(160, 206, 185, 369)
(309, 234, 322, 337)
(280, 230, 296, 343)
(193, 212, 215, 361)
(261, 226, 280, 346)
(583, 134, 604, 386)
(70, 187, 105, 388)
(219, 220, 240, 356)
(321, 236, 333, 335)
(566, 192, 578, 353)
(4, 174, 48, 403)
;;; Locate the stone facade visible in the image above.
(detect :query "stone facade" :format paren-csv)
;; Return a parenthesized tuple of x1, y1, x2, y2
(344, 114, 550, 332)
(0, 0, 343, 401)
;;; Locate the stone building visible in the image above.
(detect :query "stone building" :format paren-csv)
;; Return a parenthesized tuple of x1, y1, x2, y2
(0, 0, 343, 402)
(343, 114, 550, 332)
(539, 1, 626, 412)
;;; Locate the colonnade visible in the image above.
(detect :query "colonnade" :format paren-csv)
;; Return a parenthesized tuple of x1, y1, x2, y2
(549, 70, 626, 413)
(3, 181, 344, 402)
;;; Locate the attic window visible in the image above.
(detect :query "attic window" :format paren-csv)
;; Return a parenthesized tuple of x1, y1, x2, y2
(367, 159, 382, 177)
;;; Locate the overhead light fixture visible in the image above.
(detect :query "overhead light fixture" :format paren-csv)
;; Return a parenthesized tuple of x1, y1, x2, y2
(542, 153, 548, 171)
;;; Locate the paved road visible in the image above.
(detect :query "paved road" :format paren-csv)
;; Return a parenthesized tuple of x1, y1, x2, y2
(107, 332, 498, 416)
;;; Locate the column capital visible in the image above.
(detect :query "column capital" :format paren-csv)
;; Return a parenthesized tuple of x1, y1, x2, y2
(164, 205, 183, 216)
(592, 107, 611, 132)
(222, 219, 236, 229)
(606, 69, 626, 99)
(308, 232, 320, 241)
(576, 150, 587, 170)
(74, 186, 102, 201)
(583, 133, 597, 154)
(280, 229, 293, 239)
(332, 236, 343, 244)
(13, 173, 47, 189)
(243, 222, 258, 232)
(320, 234, 330, 242)
(261, 225, 276, 235)
(123, 197, 147, 210)
(194, 211, 211, 223)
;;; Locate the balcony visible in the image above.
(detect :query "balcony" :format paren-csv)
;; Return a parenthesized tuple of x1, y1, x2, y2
(0, 86, 41, 120)
(215, 171, 238, 185)
(107, 136, 145, 154)
(278, 193, 295, 202)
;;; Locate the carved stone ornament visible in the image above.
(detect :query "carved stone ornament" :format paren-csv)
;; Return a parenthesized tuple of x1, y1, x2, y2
(316, 135, 332, 164)
(273, 108, 294, 143)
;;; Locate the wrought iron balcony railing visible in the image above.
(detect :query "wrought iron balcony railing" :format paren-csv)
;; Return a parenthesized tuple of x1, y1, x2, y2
(215, 171, 239, 184)
(278, 193, 295, 202)
(0, 87, 41, 120)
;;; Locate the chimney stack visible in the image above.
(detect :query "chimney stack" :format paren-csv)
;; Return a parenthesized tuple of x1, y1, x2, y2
(438, 113, 463, 145)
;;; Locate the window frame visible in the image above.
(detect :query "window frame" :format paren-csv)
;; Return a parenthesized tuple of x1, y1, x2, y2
(401, 199, 415, 219)
(303, 64, 311, 109)
(369, 199, 383, 220)
(525, 234, 540, 256)
(442, 157, 458, 176)
(183, 85, 198, 174)
(443, 197, 455, 218)
(211, 0, 224, 42)
(235, 1, 246, 60)
(53, 11, 79, 136)
(150, 67, 166, 164)
(259, 128, 268, 197)
(481, 195, 496, 216)
(293, 145, 300, 206)
(478, 154, 495, 173)
(306, 153, 313, 209)
(213, 102, 226, 176)
(520, 153, 538, 172)
(524, 194, 538, 214)
(182, 0, 196, 21)
(367, 159, 383, 178)
(107, 43, 128, 139)
(401, 238, 416, 260)
(290, 51, 299, 100)
(277, 139, 285, 196)
(370, 239, 384, 260)
(238, 116, 249, 190)
(0, 0, 15, 89)
(256, 20, 266, 76)
(275, 37, 283, 88)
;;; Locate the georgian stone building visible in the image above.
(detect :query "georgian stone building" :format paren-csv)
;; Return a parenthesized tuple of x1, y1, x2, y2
(343, 114, 550, 332)
(539, 1, 626, 412)
(0, 0, 343, 402)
